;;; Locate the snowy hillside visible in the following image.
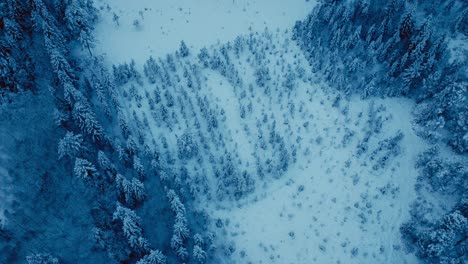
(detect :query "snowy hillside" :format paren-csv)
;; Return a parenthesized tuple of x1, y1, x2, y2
(111, 27, 428, 263)
(0, 0, 466, 264)
(93, 0, 316, 63)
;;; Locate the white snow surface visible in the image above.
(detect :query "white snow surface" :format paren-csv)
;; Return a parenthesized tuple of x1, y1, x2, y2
(207, 95, 424, 264)
(93, 1, 426, 263)
(93, 0, 316, 64)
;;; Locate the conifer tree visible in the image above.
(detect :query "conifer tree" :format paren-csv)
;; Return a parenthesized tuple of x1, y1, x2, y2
(58, 131, 84, 159)
(116, 174, 146, 207)
(179, 40, 189, 57)
(399, 9, 415, 39)
(74, 158, 98, 180)
(72, 100, 104, 141)
(113, 203, 150, 255)
(136, 250, 167, 264)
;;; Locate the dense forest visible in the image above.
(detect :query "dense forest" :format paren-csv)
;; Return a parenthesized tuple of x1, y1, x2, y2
(293, 0, 467, 263)
(0, 0, 466, 263)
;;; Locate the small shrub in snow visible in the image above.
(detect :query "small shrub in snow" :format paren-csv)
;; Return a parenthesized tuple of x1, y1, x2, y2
(177, 132, 199, 160)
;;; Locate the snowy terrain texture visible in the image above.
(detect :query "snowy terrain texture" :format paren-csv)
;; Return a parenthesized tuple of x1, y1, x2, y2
(0, 0, 467, 264)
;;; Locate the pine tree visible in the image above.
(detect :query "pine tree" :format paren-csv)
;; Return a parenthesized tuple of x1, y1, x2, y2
(179, 40, 189, 57)
(166, 189, 190, 259)
(418, 210, 467, 260)
(193, 232, 206, 262)
(177, 131, 199, 160)
(167, 190, 186, 216)
(434, 81, 468, 153)
(399, 9, 415, 39)
(143, 56, 160, 84)
(0, 14, 34, 94)
(193, 244, 206, 263)
(115, 140, 129, 162)
(89, 73, 111, 118)
(254, 65, 270, 87)
(64, 0, 98, 54)
(176, 246, 188, 260)
(133, 156, 145, 179)
(198, 47, 210, 67)
(72, 100, 104, 141)
(113, 12, 120, 26)
(136, 250, 167, 264)
(58, 131, 84, 159)
(113, 203, 150, 254)
(126, 136, 138, 156)
(194, 233, 204, 246)
(74, 158, 98, 180)
(115, 174, 146, 207)
(173, 220, 189, 239)
(118, 114, 130, 139)
(97, 150, 117, 176)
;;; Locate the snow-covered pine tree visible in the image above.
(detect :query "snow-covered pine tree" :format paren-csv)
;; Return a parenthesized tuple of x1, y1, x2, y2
(143, 56, 160, 84)
(399, 8, 415, 40)
(193, 244, 206, 263)
(176, 246, 188, 260)
(177, 131, 199, 160)
(173, 220, 189, 240)
(136, 250, 167, 264)
(192, 233, 207, 262)
(115, 174, 146, 207)
(74, 158, 98, 181)
(58, 131, 84, 159)
(113, 203, 150, 255)
(126, 136, 138, 156)
(167, 189, 187, 218)
(0, 11, 35, 95)
(64, 0, 98, 54)
(417, 210, 467, 260)
(198, 47, 210, 67)
(115, 140, 129, 163)
(97, 150, 117, 176)
(194, 233, 204, 246)
(88, 73, 111, 119)
(166, 189, 190, 259)
(179, 40, 190, 57)
(72, 100, 105, 141)
(133, 155, 145, 178)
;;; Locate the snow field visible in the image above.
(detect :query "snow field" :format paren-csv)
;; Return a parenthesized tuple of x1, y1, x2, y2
(93, 1, 429, 263)
(93, 0, 316, 64)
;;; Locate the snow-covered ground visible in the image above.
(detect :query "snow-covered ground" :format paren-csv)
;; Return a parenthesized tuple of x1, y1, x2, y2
(93, 1, 427, 263)
(93, 0, 316, 63)
(207, 95, 425, 264)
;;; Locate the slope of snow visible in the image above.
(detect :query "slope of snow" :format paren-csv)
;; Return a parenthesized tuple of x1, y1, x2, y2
(111, 30, 426, 263)
(207, 96, 425, 264)
(93, 0, 316, 64)
(93, 1, 427, 263)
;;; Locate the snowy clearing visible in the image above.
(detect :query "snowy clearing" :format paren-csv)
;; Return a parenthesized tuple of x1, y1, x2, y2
(93, 0, 316, 63)
(110, 25, 426, 263)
